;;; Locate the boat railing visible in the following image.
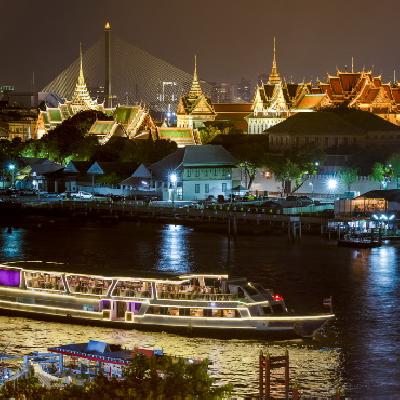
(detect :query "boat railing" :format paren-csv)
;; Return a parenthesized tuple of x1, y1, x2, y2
(157, 291, 237, 301)
(113, 289, 151, 298)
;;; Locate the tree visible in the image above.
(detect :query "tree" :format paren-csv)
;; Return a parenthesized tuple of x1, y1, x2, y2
(199, 126, 224, 144)
(371, 162, 391, 189)
(1, 354, 232, 399)
(340, 167, 358, 191)
(267, 148, 323, 195)
(388, 153, 400, 188)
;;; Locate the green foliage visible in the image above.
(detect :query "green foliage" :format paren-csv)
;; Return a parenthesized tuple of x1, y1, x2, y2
(97, 172, 122, 185)
(0, 354, 231, 399)
(371, 162, 391, 188)
(340, 167, 358, 191)
(93, 137, 177, 164)
(199, 126, 224, 144)
(267, 147, 324, 194)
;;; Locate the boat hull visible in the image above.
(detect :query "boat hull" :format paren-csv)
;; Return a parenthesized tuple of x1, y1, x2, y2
(0, 296, 333, 340)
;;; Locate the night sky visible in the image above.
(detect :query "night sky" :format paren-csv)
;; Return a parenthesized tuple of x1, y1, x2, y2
(1, 0, 399, 91)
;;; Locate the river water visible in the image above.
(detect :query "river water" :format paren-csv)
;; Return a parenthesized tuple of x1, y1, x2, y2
(0, 222, 399, 398)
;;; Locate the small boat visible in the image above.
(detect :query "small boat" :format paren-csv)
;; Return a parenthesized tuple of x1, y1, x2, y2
(0, 263, 334, 339)
(338, 234, 382, 248)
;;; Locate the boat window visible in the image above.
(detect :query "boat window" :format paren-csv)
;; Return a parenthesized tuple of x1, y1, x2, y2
(272, 304, 284, 314)
(67, 275, 111, 296)
(222, 309, 240, 318)
(147, 306, 160, 315)
(113, 280, 152, 298)
(190, 308, 204, 317)
(203, 309, 212, 317)
(167, 308, 180, 316)
(0, 268, 20, 288)
(25, 271, 64, 292)
(156, 282, 236, 301)
(179, 308, 190, 316)
(211, 309, 223, 317)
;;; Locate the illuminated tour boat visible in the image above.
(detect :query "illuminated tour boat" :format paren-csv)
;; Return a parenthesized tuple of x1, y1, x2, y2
(0, 264, 334, 338)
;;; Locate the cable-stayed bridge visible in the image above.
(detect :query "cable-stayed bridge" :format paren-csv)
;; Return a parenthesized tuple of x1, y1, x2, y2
(42, 34, 211, 113)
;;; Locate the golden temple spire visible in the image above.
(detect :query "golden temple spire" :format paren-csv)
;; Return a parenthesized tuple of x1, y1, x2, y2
(268, 37, 281, 84)
(105, 21, 111, 30)
(189, 54, 203, 98)
(78, 42, 85, 84)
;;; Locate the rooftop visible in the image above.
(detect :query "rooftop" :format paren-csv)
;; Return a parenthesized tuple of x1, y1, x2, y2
(267, 108, 400, 136)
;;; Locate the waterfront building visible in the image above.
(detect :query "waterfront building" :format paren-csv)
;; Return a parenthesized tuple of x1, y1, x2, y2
(150, 144, 239, 201)
(266, 108, 400, 151)
(176, 57, 216, 129)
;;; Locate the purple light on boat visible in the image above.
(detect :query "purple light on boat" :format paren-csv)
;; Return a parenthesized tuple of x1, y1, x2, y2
(99, 299, 111, 310)
(129, 302, 141, 313)
(0, 269, 20, 287)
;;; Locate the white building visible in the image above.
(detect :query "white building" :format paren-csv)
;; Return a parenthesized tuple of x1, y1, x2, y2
(150, 145, 239, 201)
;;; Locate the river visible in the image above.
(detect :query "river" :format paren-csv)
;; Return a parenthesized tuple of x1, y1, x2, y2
(0, 222, 399, 398)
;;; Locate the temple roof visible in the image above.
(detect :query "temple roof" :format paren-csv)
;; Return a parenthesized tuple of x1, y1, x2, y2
(157, 127, 200, 147)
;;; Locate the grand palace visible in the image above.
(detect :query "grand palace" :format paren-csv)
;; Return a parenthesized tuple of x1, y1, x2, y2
(3, 25, 400, 144)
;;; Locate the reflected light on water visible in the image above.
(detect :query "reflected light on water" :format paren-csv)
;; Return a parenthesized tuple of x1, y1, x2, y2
(0, 228, 24, 260)
(0, 316, 342, 398)
(156, 224, 190, 273)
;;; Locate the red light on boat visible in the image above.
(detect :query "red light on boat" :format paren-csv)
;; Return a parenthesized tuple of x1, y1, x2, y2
(272, 294, 284, 302)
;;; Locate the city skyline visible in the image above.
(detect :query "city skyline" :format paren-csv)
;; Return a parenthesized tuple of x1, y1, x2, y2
(1, 0, 400, 91)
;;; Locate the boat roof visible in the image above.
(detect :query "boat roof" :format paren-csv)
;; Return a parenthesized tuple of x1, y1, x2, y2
(0, 264, 227, 284)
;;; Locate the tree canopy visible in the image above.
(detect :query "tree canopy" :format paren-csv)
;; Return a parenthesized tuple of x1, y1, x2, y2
(0, 354, 231, 400)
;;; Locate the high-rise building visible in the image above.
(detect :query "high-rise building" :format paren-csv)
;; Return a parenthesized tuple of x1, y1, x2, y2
(234, 78, 252, 103)
(210, 82, 234, 103)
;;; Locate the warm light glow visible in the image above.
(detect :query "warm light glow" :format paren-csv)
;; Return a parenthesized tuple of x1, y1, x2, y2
(105, 22, 111, 30)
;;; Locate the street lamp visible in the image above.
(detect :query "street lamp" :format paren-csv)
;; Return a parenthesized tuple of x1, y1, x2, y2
(327, 178, 338, 199)
(308, 181, 314, 195)
(8, 164, 16, 189)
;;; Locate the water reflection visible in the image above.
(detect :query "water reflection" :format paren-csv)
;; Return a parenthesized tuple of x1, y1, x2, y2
(156, 224, 191, 273)
(0, 228, 24, 260)
(1, 224, 400, 396)
(0, 316, 341, 398)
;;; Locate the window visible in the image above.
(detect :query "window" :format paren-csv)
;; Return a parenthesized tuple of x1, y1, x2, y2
(222, 183, 227, 192)
(179, 308, 190, 316)
(205, 184, 209, 193)
(195, 184, 200, 194)
(190, 308, 204, 317)
(195, 169, 200, 177)
(187, 169, 191, 177)
(214, 169, 217, 176)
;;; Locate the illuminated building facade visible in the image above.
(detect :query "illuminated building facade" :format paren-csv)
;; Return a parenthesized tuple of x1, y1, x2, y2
(40, 44, 111, 132)
(247, 39, 327, 134)
(176, 57, 216, 129)
(316, 68, 400, 125)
